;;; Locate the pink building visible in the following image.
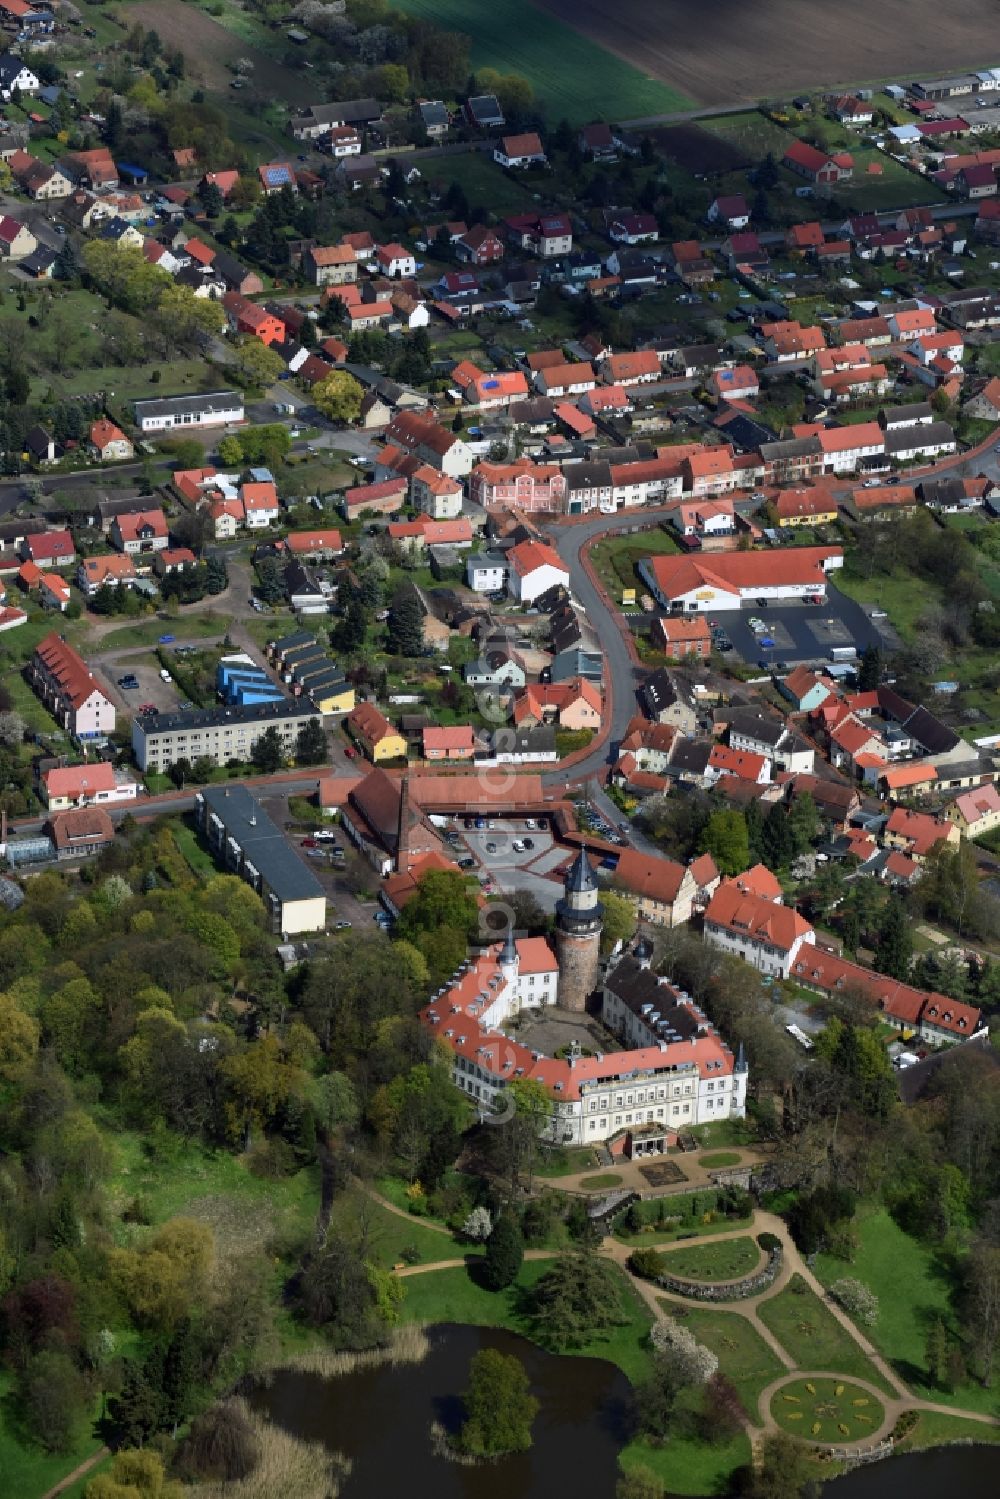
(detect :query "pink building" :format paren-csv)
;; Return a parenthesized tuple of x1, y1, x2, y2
(469, 458, 567, 513)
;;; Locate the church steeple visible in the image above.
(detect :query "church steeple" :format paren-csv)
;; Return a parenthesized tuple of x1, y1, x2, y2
(500, 924, 517, 967)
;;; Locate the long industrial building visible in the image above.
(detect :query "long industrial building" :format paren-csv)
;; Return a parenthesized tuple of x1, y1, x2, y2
(196, 785, 326, 935)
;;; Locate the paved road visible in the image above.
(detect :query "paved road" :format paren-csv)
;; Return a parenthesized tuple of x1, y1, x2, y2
(539, 506, 684, 787)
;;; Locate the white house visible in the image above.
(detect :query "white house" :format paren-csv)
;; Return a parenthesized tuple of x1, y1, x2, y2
(493, 131, 546, 169)
(466, 553, 507, 592)
(506, 538, 569, 604)
(707, 194, 750, 231)
(375, 242, 416, 278)
(134, 391, 244, 434)
(704, 882, 815, 978)
(0, 55, 40, 100)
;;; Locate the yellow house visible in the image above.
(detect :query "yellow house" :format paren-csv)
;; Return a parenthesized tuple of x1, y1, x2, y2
(774, 487, 839, 527)
(944, 783, 1000, 840)
(309, 681, 356, 715)
(347, 701, 407, 763)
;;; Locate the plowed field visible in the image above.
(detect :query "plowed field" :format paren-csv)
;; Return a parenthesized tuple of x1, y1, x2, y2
(531, 0, 1000, 108)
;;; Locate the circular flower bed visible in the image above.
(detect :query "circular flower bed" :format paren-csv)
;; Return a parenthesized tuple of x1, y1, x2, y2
(770, 1377, 885, 1443)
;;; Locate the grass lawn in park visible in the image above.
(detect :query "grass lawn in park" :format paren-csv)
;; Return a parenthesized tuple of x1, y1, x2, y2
(579, 1173, 624, 1191)
(813, 1207, 1000, 1414)
(670, 1305, 787, 1421)
(756, 1276, 895, 1394)
(399, 1258, 653, 1383)
(770, 1377, 885, 1442)
(661, 1235, 762, 1283)
(698, 1151, 742, 1168)
(0, 1379, 105, 1499)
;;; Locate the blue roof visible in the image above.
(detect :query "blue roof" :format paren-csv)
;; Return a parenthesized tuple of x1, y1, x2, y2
(117, 162, 149, 179)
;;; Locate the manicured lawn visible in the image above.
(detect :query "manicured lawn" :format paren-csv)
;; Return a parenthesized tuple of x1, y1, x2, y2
(579, 1173, 624, 1191)
(391, 0, 691, 121)
(535, 1145, 603, 1178)
(673, 1305, 787, 1421)
(756, 1277, 895, 1394)
(770, 1377, 885, 1442)
(334, 1186, 462, 1268)
(813, 1208, 1000, 1414)
(399, 1258, 655, 1384)
(896, 1409, 1000, 1451)
(698, 1151, 742, 1168)
(661, 1235, 762, 1283)
(95, 613, 231, 651)
(620, 1426, 752, 1498)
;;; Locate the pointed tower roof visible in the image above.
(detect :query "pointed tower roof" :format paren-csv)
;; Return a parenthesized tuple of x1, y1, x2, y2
(735, 1040, 748, 1073)
(566, 846, 596, 894)
(501, 925, 517, 965)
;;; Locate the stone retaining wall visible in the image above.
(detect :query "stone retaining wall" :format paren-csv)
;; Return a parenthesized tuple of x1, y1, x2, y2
(657, 1246, 782, 1301)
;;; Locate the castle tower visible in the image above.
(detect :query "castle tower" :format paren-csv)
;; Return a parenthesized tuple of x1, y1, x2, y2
(555, 848, 604, 1013)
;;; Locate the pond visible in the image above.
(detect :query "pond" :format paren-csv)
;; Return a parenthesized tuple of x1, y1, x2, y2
(825, 1444, 998, 1499)
(250, 1323, 632, 1498)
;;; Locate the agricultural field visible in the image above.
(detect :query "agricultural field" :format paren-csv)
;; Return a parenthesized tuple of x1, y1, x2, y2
(532, 0, 1000, 107)
(123, 0, 307, 102)
(391, 0, 690, 122)
(651, 124, 753, 175)
(701, 112, 796, 164)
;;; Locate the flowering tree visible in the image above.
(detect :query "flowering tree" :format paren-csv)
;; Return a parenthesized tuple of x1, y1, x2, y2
(650, 1318, 719, 1385)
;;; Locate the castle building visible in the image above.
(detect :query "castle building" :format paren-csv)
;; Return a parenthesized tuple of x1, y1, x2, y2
(554, 848, 604, 1011)
(420, 933, 747, 1151)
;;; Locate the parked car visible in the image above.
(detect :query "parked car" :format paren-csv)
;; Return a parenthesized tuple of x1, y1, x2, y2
(313, 830, 338, 841)
(512, 839, 526, 853)
(301, 838, 317, 849)
(334, 920, 352, 931)
(522, 837, 534, 850)
(158, 634, 175, 644)
(485, 841, 498, 855)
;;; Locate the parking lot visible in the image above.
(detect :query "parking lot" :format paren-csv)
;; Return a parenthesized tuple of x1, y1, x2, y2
(440, 817, 565, 911)
(93, 650, 187, 716)
(707, 586, 902, 670)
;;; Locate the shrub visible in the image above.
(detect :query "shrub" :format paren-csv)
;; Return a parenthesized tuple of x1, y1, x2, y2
(177, 1400, 260, 1482)
(758, 1231, 781, 1252)
(628, 1248, 668, 1280)
(830, 1277, 880, 1327)
(246, 1138, 297, 1179)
